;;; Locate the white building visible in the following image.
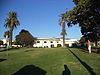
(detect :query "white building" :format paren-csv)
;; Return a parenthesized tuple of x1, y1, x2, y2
(33, 37, 77, 48)
(1, 37, 78, 48)
(1, 39, 21, 47)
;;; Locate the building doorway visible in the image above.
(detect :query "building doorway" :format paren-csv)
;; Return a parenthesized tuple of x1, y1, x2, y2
(51, 44, 54, 48)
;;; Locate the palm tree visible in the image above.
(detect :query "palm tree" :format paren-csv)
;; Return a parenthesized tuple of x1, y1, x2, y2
(4, 30, 10, 48)
(59, 14, 67, 47)
(4, 12, 20, 48)
(4, 30, 10, 38)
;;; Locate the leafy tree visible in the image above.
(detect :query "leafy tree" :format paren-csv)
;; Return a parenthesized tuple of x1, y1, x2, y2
(61, 0, 100, 46)
(79, 36, 86, 43)
(57, 44, 62, 47)
(0, 40, 3, 46)
(4, 12, 20, 48)
(59, 14, 67, 47)
(15, 29, 37, 47)
(80, 33, 100, 46)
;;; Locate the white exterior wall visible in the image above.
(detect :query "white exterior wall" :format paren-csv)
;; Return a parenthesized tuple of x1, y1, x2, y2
(65, 39, 77, 47)
(33, 38, 77, 48)
(2, 39, 7, 44)
(34, 40, 58, 48)
(1, 38, 77, 48)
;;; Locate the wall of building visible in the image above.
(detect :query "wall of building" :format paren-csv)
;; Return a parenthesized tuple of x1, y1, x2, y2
(1, 38, 77, 48)
(33, 38, 77, 48)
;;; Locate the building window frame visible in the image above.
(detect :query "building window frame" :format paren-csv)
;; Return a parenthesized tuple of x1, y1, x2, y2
(44, 41, 47, 43)
(37, 41, 40, 43)
(51, 41, 53, 43)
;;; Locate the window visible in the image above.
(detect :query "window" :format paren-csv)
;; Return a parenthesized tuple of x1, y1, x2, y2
(51, 41, 53, 43)
(37, 41, 40, 43)
(44, 41, 47, 43)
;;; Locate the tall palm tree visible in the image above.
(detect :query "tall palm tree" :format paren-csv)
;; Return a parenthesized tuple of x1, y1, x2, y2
(59, 14, 67, 47)
(4, 12, 20, 48)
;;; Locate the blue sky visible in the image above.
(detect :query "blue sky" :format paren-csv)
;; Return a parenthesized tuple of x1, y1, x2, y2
(0, 0, 82, 40)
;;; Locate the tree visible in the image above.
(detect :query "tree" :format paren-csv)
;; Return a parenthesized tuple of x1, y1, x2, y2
(4, 30, 10, 48)
(15, 29, 37, 47)
(63, 0, 100, 41)
(59, 14, 67, 47)
(4, 30, 10, 38)
(60, 0, 100, 53)
(80, 33, 100, 46)
(0, 40, 3, 47)
(4, 12, 20, 48)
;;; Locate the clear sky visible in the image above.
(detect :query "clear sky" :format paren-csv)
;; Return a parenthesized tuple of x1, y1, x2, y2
(0, 0, 82, 40)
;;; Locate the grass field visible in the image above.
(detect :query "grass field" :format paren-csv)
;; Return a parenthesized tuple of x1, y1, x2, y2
(0, 48, 100, 75)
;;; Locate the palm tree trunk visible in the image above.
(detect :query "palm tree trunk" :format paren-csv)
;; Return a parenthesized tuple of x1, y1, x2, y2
(9, 28, 13, 48)
(9, 20, 14, 48)
(6, 35, 9, 48)
(63, 35, 65, 47)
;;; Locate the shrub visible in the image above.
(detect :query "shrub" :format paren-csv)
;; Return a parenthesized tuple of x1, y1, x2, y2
(0, 40, 3, 45)
(57, 44, 62, 47)
(65, 44, 69, 47)
(72, 43, 78, 48)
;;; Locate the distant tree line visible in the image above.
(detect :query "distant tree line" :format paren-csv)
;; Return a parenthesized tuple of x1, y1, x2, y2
(15, 29, 37, 47)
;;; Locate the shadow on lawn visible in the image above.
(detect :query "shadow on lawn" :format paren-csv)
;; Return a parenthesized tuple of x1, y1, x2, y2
(0, 58, 6, 62)
(0, 47, 21, 52)
(62, 65, 71, 75)
(68, 49, 96, 75)
(24, 50, 35, 52)
(12, 65, 47, 75)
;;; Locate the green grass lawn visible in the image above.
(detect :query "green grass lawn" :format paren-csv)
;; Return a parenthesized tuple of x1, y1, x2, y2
(0, 48, 100, 75)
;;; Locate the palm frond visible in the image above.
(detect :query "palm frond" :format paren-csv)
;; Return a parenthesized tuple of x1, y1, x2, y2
(4, 18, 11, 28)
(9, 12, 17, 18)
(4, 30, 10, 38)
(4, 11, 20, 28)
(60, 29, 67, 35)
(59, 13, 67, 36)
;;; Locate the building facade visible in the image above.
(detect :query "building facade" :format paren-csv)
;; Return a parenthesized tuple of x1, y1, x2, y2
(1, 37, 78, 48)
(33, 37, 77, 48)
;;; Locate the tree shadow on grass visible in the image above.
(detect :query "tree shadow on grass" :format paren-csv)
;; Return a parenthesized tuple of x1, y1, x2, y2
(0, 47, 21, 52)
(24, 50, 35, 52)
(62, 65, 71, 75)
(68, 49, 96, 75)
(12, 65, 47, 75)
(0, 58, 6, 62)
